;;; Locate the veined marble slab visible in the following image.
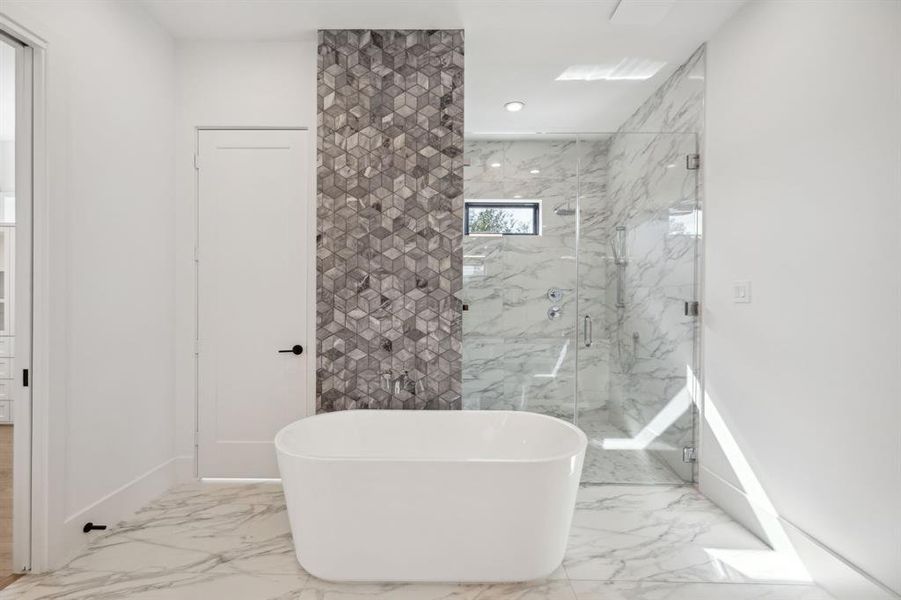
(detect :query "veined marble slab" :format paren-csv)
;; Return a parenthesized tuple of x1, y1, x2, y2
(0, 482, 835, 600)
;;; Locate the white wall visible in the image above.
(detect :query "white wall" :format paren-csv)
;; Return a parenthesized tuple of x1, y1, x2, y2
(173, 41, 316, 466)
(0, 42, 14, 193)
(0, 0, 177, 568)
(702, 1, 901, 598)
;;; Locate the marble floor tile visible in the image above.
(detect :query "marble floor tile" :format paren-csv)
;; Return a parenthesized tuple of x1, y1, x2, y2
(0, 483, 835, 600)
(578, 415, 684, 485)
(0, 569, 309, 600)
(474, 581, 577, 599)
(563, 526, 752, 584)
(569, 580, 835, 599)
(61, 483, 302, 580)
(573, 485, 763, 546)
(581, 446, 683, 485)
(291, 581, 484, 599)
(565, 486, 812, 587)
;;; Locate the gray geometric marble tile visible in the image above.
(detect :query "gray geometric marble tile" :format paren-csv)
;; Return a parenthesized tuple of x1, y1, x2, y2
(317, 29, 464, 411)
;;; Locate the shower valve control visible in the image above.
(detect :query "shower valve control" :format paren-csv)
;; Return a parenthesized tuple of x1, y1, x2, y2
(547, 288, 564, 302)
(547, 306, 562, 320)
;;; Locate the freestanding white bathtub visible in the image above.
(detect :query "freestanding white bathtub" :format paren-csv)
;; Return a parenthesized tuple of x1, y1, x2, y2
(275, 410, 587, 582)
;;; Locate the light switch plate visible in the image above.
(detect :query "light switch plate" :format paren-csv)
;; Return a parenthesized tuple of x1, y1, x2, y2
(733, 280, 751, 303)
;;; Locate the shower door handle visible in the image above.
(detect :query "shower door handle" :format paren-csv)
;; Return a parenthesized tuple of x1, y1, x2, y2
(583, 315, 593, 348)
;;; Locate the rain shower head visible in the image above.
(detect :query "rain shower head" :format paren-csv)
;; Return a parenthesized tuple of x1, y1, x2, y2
(553, 205, 576, 216)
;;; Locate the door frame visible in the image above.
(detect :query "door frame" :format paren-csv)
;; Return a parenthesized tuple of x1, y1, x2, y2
(0, 14, 47, 573)
(192, 126, 316, 479)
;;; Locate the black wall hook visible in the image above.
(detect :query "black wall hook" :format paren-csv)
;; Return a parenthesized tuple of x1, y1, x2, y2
(83, 522, 107, 533)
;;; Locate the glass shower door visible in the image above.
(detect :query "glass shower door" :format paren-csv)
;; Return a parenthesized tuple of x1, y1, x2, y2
(576, 132, 700, 484)
(461, 135, 580, 423)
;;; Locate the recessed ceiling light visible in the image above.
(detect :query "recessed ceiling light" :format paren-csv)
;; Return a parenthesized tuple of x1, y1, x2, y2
(556, 58, 666, 82)
(504, 101, 525, 112)
(513, 194, 523, 199)
(530, 169, 540, 174)
(490, 162, 502, 168)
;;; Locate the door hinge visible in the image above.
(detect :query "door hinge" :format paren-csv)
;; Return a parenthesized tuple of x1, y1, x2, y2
(194, 339, 200, 355)
(193, 246, 199, 263)
(194, 430, 199, 446)
(193, 154, 200, 170)
(22, 369, 29, 387)
(686, 153, 700, 170)
(684, 300, 700, 317)
(682, 447, 697, 463)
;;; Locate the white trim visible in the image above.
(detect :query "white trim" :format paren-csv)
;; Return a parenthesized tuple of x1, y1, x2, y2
(0, 15, 47, 49)
(0, 17, 48, 574)
(56, 457, 178, 565)
(304, 126, 316, 418)
(196, 126, 309, 131)
(174, 454, 194, 482)
(699, 467, 901, 600)
(200, 477, 282, 483)
(8, 33, 32, 574)
(28, 38, 49, 575)
(192, 126, 317, 478)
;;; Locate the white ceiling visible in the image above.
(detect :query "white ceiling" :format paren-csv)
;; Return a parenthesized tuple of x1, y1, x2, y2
(139, 0, 745, 133)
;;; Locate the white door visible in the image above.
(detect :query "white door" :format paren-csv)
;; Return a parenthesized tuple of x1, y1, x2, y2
(197, 129, 309, 478)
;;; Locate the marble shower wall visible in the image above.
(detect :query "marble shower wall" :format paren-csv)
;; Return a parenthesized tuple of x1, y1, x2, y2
(462, 138, 610, 419)
(317, 30, 464, 411)
(602, 46, 705, 473)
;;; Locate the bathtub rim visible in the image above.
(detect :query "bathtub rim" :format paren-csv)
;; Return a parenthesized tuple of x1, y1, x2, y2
(274, 409, 588, 465)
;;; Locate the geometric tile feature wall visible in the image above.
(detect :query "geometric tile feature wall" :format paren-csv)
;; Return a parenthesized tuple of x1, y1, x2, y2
(316, 30, 465, 411)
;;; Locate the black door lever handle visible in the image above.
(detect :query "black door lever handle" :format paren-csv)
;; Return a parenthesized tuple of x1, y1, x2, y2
(278, 345, 304, 355)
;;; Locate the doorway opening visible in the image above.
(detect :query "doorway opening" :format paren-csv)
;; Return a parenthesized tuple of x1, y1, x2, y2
(0, 23, 37, 584)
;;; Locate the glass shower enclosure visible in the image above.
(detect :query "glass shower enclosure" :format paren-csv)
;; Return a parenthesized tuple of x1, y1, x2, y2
(461, 132, 700, 485)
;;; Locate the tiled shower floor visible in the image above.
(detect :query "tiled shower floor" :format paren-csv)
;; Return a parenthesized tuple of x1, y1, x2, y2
(0, 482, 835, 599)
(578, 412, 685, 485)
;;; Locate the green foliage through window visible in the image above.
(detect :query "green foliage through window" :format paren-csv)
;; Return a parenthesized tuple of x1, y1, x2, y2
(465, 202, 539, 235)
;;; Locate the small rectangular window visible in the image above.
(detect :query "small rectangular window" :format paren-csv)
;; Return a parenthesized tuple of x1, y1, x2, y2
(465, 201, 540, 235)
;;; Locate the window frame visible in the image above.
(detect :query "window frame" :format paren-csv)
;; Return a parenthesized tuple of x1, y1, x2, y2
(464, 200, 541, 236)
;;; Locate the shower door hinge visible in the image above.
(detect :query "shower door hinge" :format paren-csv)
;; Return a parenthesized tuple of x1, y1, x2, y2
(193, 154, 200, 170)
(682, 447, 697, 463)
(684, 300, 700, 317)
(686, 153, 700, 170)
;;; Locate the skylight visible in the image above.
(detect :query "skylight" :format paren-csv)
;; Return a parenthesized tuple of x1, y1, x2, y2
(556, 58, 666, 82)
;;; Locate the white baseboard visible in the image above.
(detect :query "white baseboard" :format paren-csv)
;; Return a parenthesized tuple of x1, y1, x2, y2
(174, 454, 195, 483)
(52, 456, 181, 571)
(699, 466, 900, 600)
